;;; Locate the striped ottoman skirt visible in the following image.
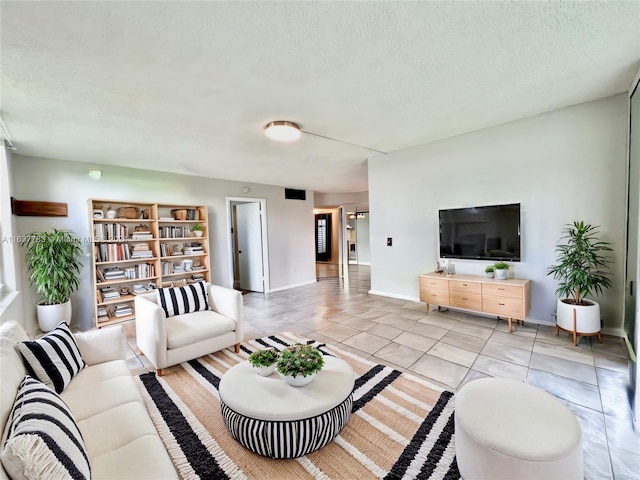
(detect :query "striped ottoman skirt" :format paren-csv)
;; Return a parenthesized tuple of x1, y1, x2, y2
(221, 394, 353, 458)
(218, 356, 356, 459)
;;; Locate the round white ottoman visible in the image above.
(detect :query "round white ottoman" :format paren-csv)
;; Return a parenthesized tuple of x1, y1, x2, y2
(455, 378, 583, 480)
(219, 356, 355, 459)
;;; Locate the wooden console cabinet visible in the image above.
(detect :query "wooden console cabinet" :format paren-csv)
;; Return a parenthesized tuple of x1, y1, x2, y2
(419, 272, 531, 332)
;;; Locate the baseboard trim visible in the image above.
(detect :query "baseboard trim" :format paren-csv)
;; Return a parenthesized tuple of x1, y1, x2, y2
(269, 279, 317, 293)
(368, 290, 420, 302)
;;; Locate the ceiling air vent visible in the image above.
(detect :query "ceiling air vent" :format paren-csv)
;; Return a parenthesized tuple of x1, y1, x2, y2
(284, 188, 306, 201)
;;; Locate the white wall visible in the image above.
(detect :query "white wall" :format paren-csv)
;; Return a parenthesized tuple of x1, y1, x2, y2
(314, 191, 368, 208)
(356, 213, 371, 265)
(0, 146, 24, 326)
(11, 156, 315, 333)
(369, 95, 628, 333)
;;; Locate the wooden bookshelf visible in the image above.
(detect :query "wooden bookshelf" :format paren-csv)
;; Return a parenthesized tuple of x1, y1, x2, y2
(89, 200, 211, 328)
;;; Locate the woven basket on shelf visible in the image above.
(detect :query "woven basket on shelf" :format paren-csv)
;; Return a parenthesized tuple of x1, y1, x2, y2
(117, 206, 140, 219)
(171, 209, 188, 220)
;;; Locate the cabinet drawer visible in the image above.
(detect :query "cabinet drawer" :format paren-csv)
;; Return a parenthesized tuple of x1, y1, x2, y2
(483, 295, 524, 318)
(420, 288, 450, 305)
(450, 291, 482, 311)
(419, 276, 449, 290)
(482, 283, 523, 299)
(449, 280, 481, 294)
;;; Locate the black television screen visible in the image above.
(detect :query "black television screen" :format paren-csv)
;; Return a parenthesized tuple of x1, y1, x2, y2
(439, 203, 521, 262)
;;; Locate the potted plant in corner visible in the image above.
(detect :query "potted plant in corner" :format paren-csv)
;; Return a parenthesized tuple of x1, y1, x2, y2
(23, 229, 83, 332)
(547, 221, 613, 345)
(248, 348, 280, 376)
(484, 265, 495, 278)
(493, 262, 509, 280)
(276, 343, 325, 387)
(192, 224, 203, 237)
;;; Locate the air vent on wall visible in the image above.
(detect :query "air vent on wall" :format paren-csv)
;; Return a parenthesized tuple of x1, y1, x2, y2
(284, 188, 306, 201)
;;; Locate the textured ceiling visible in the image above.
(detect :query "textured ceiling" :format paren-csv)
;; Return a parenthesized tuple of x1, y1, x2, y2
(1, 1, 639, 193)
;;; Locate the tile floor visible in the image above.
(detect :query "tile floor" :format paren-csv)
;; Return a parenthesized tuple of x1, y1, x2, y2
(125, 266, 640, 480)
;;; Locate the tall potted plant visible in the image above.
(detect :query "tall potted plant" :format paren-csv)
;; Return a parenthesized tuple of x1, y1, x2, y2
(23, 229, 83, 332)
(547, 221, 613, 345)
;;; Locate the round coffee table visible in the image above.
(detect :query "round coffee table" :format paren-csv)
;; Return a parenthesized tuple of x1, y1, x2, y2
(219, 355, 355, 459)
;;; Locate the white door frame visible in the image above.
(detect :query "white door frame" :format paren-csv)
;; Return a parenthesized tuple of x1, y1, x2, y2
(226, 197, 270, 293)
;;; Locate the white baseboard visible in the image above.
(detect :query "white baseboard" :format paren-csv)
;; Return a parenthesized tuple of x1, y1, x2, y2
(602, 326, 624, 337)
(368, 290, 420, 302)
(269, 279, 317, 293)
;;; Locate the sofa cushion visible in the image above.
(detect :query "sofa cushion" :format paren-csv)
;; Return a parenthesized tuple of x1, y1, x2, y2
(0, 322, 28, 435)
(0, 376, 91, 480)
(17, 322, 86, 394)
(166, 310, 236, 350)
(156, 281, 209, 318)
(91, 435, 177, 480)
(61, 374, 145, 422)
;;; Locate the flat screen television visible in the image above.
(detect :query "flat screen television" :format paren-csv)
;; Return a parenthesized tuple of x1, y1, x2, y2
(439, 203, 521, 262)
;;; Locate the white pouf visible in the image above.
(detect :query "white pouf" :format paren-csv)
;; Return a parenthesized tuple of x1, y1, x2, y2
(455, 378, 583, 480)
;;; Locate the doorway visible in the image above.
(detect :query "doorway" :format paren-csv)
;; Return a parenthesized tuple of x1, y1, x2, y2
(227, 197, 270, 293)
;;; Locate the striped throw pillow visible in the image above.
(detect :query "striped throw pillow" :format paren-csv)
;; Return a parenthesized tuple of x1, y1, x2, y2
(0, 376, 91, 480)
(156, 281, 209, 318)
(17, 321, 86, 394)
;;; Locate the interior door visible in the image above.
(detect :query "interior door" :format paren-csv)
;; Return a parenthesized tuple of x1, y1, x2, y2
(626, 74, 640, 425)
(236, 202, 264, 292)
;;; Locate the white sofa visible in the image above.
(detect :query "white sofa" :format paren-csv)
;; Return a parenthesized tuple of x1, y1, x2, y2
(135, 282, 243, 374)
(0, 320, 177, 480)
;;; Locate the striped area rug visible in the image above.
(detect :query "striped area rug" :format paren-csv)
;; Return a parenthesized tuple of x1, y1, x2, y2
(136, 332, 460, 480)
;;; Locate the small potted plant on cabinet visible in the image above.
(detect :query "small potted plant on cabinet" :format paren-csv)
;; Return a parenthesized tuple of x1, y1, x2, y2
(248, 348, 280, 376)
(493, 262, 510, 280)
(547, 221, 613, 345)
(23, 229, 83, 332)
(191, 224, 203, 237)
(484, 265, 495, 278)
(276, 344, 325, 387)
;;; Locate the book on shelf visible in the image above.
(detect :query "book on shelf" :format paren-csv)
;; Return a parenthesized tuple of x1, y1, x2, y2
(159, 217, 174, 221)
(99, 287, 120, 299)
(95, 268, 105, 282)
(103, 267, 126, 280)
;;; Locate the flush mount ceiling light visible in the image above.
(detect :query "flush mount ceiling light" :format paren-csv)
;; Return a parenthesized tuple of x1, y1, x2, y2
(88, 169, 103, 180)
(264, 119, 387, 154)
(264, 121, 301, 141)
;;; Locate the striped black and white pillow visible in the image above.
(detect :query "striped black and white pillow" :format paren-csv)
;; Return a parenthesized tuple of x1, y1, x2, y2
(17, 321, 86, 394)
(0, 376, 91, 480)
(156, 281, 209, 318)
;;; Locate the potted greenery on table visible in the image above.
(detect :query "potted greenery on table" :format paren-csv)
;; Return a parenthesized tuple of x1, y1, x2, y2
(276, 343, 325, 387)
(248, 348, 280, 376)
(493, 261, 509, 280)
(547, 221, 613, 345)
(23, 229, 83, 332)
(484, 265, 495, 278)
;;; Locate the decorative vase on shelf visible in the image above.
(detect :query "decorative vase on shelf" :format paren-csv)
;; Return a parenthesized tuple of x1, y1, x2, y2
(106, 206, 116, 219)
(280, 372, 316, 387)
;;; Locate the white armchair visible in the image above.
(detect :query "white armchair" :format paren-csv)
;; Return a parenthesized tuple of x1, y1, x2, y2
(134, 283, 243, 375)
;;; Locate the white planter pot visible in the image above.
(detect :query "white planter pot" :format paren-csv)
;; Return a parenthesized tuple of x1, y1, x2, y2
(485, 272, 494, 278)
(36, 300, 72, 332)
(193, 230, 203, 238)
(280, 371, 317, 387)
(253, 364, 276, 377)
(495, 269, 508, 280)
(556, 298, 601, 334)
